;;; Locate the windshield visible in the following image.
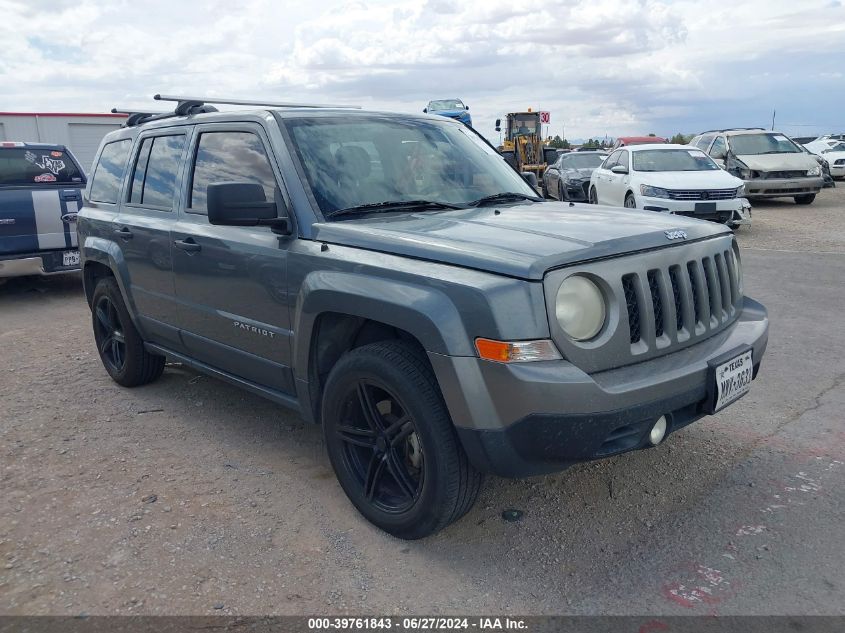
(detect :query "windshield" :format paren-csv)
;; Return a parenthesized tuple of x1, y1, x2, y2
(285, 116, 537, 217)
(730, 133, 802, 155)
(632, 149, 720, 172)
(562, 154, 607, 169)
(428, 100, 464, 112)
(0, 148, 84, 186)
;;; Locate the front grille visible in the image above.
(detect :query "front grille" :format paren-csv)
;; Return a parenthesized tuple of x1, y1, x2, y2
(667, 189, 737, 200)
(761, 170, 807, 179)
(622, 248, 741, 349)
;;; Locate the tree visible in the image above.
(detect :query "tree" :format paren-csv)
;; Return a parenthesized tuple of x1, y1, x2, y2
(548, 135, 571, 149)
(669, 133, 693, 145)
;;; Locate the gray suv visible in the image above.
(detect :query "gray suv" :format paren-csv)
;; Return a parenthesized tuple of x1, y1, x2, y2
(77, 95, 769, 539)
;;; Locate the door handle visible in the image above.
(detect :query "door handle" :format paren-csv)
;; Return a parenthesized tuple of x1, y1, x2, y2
(173, 238, 201, 253)
(114, 227, 133, 240)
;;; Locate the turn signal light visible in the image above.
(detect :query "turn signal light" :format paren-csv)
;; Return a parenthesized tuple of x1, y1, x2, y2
(475, 338, 561, 363)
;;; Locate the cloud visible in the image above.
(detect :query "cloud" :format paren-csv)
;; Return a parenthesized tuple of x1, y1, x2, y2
(0, 0, 843, 140)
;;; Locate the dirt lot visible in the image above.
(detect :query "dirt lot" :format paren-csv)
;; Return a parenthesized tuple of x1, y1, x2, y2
(1, 187, 844, 616)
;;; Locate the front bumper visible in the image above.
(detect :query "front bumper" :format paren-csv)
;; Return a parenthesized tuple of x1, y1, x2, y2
(744, 176, 823, 197)
(430, 297, 768, 477)
(639, 196, 751, 225)
(0, 250, 81, 278)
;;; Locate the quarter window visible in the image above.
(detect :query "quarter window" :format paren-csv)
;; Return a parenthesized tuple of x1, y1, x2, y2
(189, 132, 276, 215)
(128, 135, 185, 209)
(89, 140, 131, 203)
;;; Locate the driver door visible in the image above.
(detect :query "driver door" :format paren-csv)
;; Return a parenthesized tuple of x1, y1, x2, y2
(604, 149, 630, 206)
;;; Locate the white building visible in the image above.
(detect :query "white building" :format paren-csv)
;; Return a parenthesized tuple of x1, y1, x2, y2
(0, 112, 128, 174)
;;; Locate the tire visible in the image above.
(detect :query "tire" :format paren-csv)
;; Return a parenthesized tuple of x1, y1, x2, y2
(91, 277, 165, 387)
(794, 194, 815, 205)
(589, 186, 598, 204)
(321, 340, 483, 539)
(624, 193, 637, 209)
(559, 181, 568, 202)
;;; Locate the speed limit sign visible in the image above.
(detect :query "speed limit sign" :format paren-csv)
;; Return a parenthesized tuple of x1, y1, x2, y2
(539, 111, 550, 124)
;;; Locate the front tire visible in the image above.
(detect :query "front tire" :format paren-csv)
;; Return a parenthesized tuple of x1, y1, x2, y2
(558, 181, 568, 202)
(794, 194, 815, 205)
(91, 277, 165, 387)
(624, 193, 637, 208)
(322, 341, 483, 539)
(589, 186, 598, 204)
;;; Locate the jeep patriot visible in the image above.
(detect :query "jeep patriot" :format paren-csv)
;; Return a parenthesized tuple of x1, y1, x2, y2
(77, 95, 769, 539)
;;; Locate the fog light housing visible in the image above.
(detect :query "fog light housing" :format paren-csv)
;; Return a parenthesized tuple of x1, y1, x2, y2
(649, 415, 668, 446)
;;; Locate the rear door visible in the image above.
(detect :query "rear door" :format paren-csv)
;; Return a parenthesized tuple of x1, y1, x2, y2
(171, 123, 295, 395)
(0, 145, 86, 261)
(114, 130, 189, 348)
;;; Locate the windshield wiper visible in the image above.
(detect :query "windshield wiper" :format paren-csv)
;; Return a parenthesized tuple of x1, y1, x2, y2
(325, 199, 465, 219)
(466, 192, 542, 207)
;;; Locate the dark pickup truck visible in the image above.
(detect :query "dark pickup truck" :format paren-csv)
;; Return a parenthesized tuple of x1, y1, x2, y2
(0, 142, 86, 279)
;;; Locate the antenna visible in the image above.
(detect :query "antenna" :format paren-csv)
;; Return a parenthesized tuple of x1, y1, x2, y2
(153, 94, 361, 109)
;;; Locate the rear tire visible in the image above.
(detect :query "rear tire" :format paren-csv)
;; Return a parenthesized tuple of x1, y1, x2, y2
(322, 341, 483, 539)
(794, 194, 815, 205)
(91, 277, 165, 387)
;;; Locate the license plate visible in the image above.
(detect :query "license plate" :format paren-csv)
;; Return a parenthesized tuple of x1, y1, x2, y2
(62, 250, 80, 266)
(695, 202, 717, 212)
(712, 349, 753, 412)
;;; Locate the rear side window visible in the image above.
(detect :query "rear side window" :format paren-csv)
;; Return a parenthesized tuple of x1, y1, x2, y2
(90, 140, 132, 203)
(0, 147, 84, 186)
(189, 131, 276, 215)
(128, 135, 186, 209)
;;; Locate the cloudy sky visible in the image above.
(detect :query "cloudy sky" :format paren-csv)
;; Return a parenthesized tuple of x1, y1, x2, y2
(1, 0, 843, 141)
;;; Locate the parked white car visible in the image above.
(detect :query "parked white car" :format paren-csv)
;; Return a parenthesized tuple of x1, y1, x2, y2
(589, 144, 751, 228)
(802, 138, 845, 179)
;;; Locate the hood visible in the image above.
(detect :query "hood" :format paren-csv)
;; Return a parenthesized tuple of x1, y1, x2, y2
(635, 170, 744, 189)
(563, 167, 599, 180)
(735, 153, 817, 172)
(312, 202, 730, 280)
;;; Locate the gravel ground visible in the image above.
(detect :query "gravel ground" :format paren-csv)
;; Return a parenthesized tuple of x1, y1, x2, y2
(1, 186, 843, 616)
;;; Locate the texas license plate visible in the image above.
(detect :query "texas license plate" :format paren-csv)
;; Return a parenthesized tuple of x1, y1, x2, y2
(712, 349, 753, 412)
(62, 250, 80, 266)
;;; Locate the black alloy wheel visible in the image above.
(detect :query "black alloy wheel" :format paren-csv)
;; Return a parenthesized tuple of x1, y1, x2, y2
(94, 295, 126, 374)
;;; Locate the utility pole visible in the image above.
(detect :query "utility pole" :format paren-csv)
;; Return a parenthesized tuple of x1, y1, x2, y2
(771, 109, 776, 131)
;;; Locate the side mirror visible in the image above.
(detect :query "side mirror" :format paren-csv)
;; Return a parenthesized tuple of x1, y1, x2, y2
(521, 171, 538, 188)
(423, 108, 428, 113)
(495, 118, 501, 132)
(207, 182, 290, 234)
(465, 105, 470, 111)
(710, 149, 727, 160)
(610, 165, 629, 174)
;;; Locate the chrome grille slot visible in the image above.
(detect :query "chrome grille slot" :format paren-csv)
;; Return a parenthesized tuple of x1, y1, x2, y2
(669, 266, 684, 332)
(668, 189, 737, 201)
(702, 256, 722, 322)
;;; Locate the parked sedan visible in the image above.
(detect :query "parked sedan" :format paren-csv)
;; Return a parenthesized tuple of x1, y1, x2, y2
(589, 144, 751, 228)
(542, 151, 607, 201)
(802, 138, 845, 179)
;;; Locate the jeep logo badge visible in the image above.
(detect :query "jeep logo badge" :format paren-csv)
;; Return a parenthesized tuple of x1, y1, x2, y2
(665, 229, 688, 240)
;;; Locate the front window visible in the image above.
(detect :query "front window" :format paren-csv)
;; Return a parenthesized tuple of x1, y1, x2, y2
(284, 116, 537, 217)
(730, 133, 802, 155)
(632, 149, 720, 172)
(562, 154, 607, 169)
(428, 99, 465, 112)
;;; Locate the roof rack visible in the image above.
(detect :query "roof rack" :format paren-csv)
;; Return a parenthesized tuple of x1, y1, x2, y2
(154, 94, 361, 110)
(116, 94, 363, 128)
(698, 127, 767, 134)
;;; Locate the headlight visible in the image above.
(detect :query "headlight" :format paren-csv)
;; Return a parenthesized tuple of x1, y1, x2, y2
(555, 276, 606, 341)
(807, 166, 821, 176)
(640, 184, 671, 198)
(736, 184, 746, 197)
